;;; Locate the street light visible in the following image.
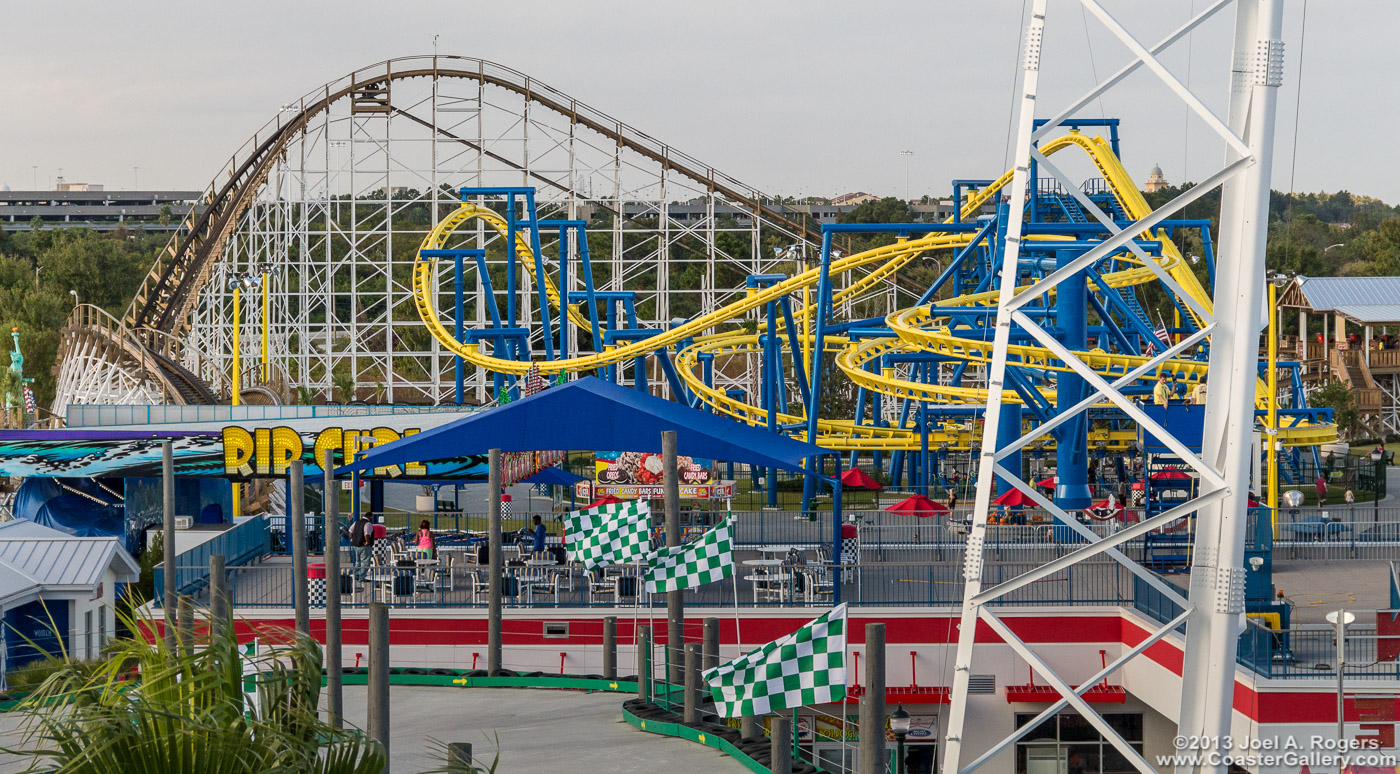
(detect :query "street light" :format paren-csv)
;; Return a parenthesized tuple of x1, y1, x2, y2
(900, 150, 914, 201)
(1325, 609, 1356, 754)
(889, 704, 911, 774)
(1266, 271, 1294, 538)
(68, 289, 78, 308)
(1371, 448, 1384, 523)
(1324, 243, 1345, 254)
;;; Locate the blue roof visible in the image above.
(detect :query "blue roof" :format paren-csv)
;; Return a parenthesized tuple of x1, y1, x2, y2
(339, 377, 825, 475)
(520, 466, 587, 486)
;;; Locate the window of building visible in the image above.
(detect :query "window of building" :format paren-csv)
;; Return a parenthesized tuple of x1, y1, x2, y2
(84, 610, 93, 660)
(98, 606, 106, 649)
(1014, 712, 1144, 774)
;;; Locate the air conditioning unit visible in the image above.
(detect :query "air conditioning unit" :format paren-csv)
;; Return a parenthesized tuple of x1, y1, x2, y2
(174, 516, 193, 530)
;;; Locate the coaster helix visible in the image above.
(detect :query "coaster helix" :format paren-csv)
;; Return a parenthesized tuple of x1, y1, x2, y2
(410, 127, 1335, 473)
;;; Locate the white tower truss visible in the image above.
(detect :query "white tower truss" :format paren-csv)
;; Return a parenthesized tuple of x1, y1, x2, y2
(941, 2, 1284, 773)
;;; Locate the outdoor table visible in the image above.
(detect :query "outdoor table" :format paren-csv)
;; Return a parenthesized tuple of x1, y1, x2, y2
(742, 558, 784, 567)
(525, 558, 558, 566)
(744, 571, 793, 603)
(757, 545, 799, 556)
(414, 558, 440, 565)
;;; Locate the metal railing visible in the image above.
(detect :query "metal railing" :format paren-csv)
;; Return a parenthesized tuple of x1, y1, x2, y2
(260, 508, 1400, 564)
(1237, 617, 1400, 680)
(214, 557, 1133, 611)
(154, 515, 270, 604)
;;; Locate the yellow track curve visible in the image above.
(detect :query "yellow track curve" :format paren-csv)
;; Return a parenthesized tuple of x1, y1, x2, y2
(412, 132, 1334, 451)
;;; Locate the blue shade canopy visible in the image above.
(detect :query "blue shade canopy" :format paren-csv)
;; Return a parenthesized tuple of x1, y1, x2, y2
(520, 466, 587, 486)
(338, 377, 825, 475)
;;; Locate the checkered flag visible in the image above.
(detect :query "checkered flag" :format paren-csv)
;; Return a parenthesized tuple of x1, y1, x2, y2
(703, 604, 847, 718)
(565, 500, 651, 570)
(645, 518, 733, 593)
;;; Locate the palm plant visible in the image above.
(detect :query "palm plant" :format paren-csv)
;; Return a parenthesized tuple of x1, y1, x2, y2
(0, 609, 478, 773)
(332, 371, 357, 404)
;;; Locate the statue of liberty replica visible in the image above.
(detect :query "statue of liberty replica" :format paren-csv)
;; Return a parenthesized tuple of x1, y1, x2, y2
(1, 328, 29, 428)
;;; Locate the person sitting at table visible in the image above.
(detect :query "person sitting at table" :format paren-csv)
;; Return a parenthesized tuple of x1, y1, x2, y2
(416, 519, 436, 558)
(531, 515, 547, 557)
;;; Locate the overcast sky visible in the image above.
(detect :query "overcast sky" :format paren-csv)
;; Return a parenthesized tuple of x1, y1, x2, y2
(2, 1, 1394, 203)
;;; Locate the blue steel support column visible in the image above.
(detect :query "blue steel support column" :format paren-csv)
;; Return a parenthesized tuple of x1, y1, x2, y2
(556, 225, 570, 360)
(369, 480, 384, 519)
(454, 253, 465, 405)
(830, 454, 843, 600)
(765, 299, 779, 509)
(869, 357, 884, 475)
(470, 251, 504, 399)
(800, 232, 835, 514)
(1054, 250, 1093, 509)
(505, 194, 518, 331)
(605, 305, 619, 384)
(919, 364, 931, 496)
(996, 404, 1024, 500)
(523, 191, 555, 360)
(848, 380, 867, 471)
(699, 352, 714, 413)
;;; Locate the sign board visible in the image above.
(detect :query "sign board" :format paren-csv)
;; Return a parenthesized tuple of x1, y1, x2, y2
(0, 416, 557, 484)
(590, 482, 735, 499)
(594, 451, 720, 498)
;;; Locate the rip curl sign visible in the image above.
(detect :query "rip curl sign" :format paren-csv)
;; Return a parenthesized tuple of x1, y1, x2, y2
(221, 425, 434, 479)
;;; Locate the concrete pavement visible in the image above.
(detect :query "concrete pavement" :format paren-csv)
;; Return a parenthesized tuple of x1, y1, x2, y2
(0, 686, 746, 773)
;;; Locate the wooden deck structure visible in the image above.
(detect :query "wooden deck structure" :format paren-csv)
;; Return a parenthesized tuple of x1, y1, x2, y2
(1279, 276, 1400, 435)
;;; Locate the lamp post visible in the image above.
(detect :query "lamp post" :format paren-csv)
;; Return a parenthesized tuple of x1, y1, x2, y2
(900, 150, 913, 201)
(1267, 273, 1292, 539)
(1326, 609, 1355, 754)
(1371, 449, 1383, 523)
(259, 266, 270, 384)
(889, 704, 910, 774)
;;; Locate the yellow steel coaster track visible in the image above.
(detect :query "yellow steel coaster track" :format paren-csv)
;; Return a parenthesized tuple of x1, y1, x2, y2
(411, 132, 1334, 451)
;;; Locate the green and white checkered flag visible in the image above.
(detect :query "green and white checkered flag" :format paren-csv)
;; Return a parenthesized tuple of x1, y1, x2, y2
(702, 604, 847, 718)
(644, 518, 733, 593)
(565, 500, 651, 570)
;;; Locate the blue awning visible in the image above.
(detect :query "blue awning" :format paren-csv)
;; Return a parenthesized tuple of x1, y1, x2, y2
(520, 466, 587, 486)
(337, 377, 825, 475)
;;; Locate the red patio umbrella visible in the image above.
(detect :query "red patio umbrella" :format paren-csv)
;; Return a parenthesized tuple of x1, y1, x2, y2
(840, 467, 883, 490)
(1034, 476, 1058, 489)
(1149, 469, 1192, 481)
(584, 495, 625, 509)
(993, 488, 1037, 508)
(885, 494, 949, 517)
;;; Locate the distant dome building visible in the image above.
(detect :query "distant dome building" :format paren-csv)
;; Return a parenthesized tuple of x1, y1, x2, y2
(1145, 163, 1169, 193)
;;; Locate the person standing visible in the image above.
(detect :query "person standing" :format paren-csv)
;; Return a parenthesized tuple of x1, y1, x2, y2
(1191, 375, 1208, 405)
(530, 514, 547, 557)
(416, 519, 436, 558)
(349, 512, 374, 582)
(1153, 373, 1171, 407)
(1315, 473, 1328, 504)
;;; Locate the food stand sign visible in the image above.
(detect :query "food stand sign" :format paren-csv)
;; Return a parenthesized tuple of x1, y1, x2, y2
(594, 451, 730, 498)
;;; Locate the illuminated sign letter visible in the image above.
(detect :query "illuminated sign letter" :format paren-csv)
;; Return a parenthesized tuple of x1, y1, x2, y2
(223, 427, 255, 477)
(313, 427, 344, 470)
(253, 428, 272, 476)
(270, 426, 303, 476)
